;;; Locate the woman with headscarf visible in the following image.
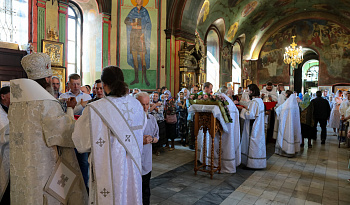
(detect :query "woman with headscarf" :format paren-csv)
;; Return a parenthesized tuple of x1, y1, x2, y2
(180, 88, 190, 100)
(164, 90, 177, 150)
(339, 91, 350, 145)
(299, 93, 316, 148)
(329, 90, 343, 134)
(176, 91, 188, 146)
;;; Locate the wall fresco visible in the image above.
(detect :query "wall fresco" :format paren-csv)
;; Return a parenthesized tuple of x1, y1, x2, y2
(121, 0, 158, 89)
(259, 19, 350, 86)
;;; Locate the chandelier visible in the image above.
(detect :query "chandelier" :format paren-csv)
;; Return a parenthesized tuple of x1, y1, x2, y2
(283, 36, 303, 68)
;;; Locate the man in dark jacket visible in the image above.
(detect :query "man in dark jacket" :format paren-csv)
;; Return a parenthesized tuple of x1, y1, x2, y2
(311, 91, 331, 144)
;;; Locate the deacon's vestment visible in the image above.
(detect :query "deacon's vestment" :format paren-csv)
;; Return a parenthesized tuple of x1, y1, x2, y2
(0, 105, 9, 201)
(72, 95, 146, 205)
(8, 79, 88, 204)
(275, 96, 301, 156)
(240, 97, 266, 169)
(210, 93, 241, 173)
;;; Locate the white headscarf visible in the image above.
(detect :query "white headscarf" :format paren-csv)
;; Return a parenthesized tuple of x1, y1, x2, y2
(180, 88, 190, 99)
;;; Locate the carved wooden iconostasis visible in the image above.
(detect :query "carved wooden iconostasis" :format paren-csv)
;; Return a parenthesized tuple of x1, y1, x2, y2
(178, 35, 206, 90)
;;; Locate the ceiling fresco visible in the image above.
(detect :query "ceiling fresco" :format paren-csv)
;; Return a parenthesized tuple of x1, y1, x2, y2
(194, 0, 350, 59)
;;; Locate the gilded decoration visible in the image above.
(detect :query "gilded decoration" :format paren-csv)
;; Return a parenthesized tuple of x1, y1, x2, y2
(178, 35, 205, 89)
(42, 40, 64, 67)
(52, 67, 66, 93)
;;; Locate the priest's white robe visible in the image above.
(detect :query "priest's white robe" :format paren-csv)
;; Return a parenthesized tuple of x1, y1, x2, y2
(240, 98, 266, 169)
(0, 106, 9, 200)
(72, 96, 146, 205)
(273, 91, 286, 139)
(8, 79, 88, 204)
(275, 96, 301, 156)
(200, 94, 241, 173)
(260, 87, 278, 102)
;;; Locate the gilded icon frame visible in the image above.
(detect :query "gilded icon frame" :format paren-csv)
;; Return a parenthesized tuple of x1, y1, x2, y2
(42, 40, 64, 67)
(52, 67, 66, 93)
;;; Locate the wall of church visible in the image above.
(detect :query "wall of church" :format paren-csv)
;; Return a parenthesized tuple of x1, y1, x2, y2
(111, 0, 167, 91)
(259, 19, 350, 87)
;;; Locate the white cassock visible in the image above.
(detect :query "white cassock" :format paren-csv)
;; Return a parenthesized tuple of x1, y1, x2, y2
(274, 96, 301, 156)
(0, 106, 9, 200)
(8, 79, 88, 204)
(272, 91, 286, 139)
(240, 98, 266, 169)
(260, 87, 278, 102)
(203, 94, 241, 173)
(72, 95, 146, 205)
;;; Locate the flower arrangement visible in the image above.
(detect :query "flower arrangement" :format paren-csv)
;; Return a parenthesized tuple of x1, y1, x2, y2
(189, 93, 233, 123)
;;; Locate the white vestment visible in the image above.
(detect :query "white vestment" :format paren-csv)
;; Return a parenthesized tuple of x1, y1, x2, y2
(275, 96, 301, 156)
(72, 96, 146, 205)
(277, 91, 286, 106)
(8, 79, 88, 204)
(260, 87, 278, 102)
(240, 98, 266, 169)
(198, 94, 241, 173)
(0, 106, 9, 200)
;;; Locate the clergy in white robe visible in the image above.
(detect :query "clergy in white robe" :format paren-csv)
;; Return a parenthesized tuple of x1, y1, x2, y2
(260, 83, 278, 102)
(0, 104, 9, 202)
(239, 84, 266, 169)
(203, 88, 241, 173)
(72, 66, 147, 205)
(8, 53, 88, 205)
(275, 93, 301, 157)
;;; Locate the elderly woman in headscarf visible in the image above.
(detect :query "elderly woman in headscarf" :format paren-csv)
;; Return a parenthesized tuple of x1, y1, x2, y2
(180, 88, 190, 100)
(329, 90, 343, 134)
(176, 90, 188, 146)
(164, 90, 177, 150)
(339, 91, 350, 145)
(299, 93, 316, 148)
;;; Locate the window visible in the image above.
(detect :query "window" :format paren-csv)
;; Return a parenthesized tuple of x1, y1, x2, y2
(206, 30, 220, 92)
(0, 0, 28, 46)
(67, 3, 82, 77)
(232, 42, 241, 93)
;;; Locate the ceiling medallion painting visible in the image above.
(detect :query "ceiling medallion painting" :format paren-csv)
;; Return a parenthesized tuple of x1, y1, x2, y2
(273, 0, 293, 7)
(278, 7, 299, 17)
(241, 1, 258, 17)
(312, 4, 333, 11)
(251, 11, 267, 25)
(228, 0, 244, 8)
(198, 0, 210, 24)
(341, 10, 350, 18)
(227, 22, 239, 42)
(260, 19, 274, 31)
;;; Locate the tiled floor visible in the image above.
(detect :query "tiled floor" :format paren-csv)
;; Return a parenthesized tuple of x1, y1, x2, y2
(150, 128, 350, 205)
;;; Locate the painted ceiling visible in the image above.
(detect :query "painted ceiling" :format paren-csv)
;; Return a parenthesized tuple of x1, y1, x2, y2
(192, 0, 350, 59)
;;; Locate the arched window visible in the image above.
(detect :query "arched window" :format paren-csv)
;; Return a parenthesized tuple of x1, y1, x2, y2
(206, 30, 220, 92)
(232, 42, 242, 93)
(0, 0, 28, 46)
(67, 3, 82, 77)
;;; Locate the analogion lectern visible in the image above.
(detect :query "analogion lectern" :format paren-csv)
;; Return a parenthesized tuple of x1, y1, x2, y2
(191, 105, 225, 179)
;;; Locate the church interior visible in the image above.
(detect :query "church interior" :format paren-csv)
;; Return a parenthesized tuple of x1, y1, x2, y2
(1, 0, 350, 204)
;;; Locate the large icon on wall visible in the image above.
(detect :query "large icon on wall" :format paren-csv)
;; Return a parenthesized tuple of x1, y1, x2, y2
(42, 40, 64, 67)
(124, 0, 152, 87)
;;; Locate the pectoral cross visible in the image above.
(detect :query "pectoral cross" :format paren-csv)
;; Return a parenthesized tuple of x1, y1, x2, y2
(57, 174, 69, 187)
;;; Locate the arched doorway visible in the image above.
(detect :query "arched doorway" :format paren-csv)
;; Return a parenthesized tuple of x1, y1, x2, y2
(295, 48, 319, 94)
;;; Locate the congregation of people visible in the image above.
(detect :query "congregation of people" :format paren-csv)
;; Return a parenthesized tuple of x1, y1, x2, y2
(1, 52, 350, 205)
